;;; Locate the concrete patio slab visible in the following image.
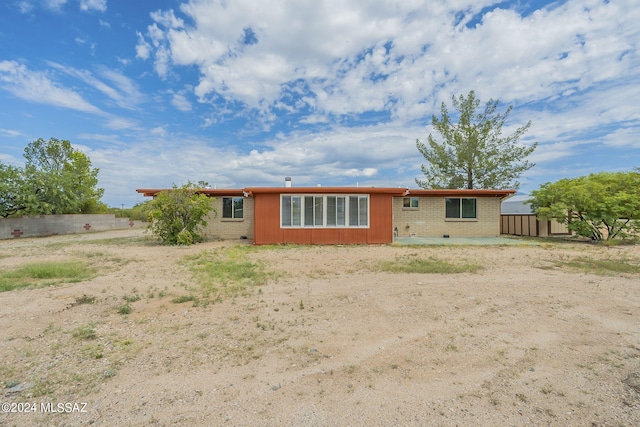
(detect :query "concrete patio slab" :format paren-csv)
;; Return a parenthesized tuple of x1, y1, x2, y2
(393, 236, 538, 246)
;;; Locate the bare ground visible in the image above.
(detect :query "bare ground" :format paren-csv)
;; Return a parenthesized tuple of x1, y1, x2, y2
(1, 229, 639, 426)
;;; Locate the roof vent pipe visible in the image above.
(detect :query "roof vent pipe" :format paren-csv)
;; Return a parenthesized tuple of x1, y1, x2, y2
(285, 177, 292, 187)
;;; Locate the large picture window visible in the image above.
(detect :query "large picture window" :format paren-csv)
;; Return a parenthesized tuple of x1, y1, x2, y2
(222, 197, 244, 219)
(445, 198, 476, 219)
(281, 195, 369, 228)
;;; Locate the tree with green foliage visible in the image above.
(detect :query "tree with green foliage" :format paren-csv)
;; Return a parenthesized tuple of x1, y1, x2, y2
(416, 90, 537, 190)
(147, 183, 215, 245)
(529, 170, 640, 241)
(0, 163, 26, 218)
(0, 138, 104, 217)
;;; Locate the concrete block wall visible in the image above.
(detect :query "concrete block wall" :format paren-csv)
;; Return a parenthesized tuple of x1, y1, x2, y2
(393, 196, 502, 237)
(1, 214, 144, 240)
(202, 197, 254, 240)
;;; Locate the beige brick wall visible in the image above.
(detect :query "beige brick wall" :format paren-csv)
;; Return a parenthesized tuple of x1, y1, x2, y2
(202, 197, 253, 240)
(393, 196, 502, 237)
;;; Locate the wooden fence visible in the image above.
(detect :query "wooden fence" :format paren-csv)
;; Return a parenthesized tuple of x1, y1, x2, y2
(501, 215, 570, 237)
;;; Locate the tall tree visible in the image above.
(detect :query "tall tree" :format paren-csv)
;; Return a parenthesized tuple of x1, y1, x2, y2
(0, 138, 104, 216)
(416, 90, 537, 190)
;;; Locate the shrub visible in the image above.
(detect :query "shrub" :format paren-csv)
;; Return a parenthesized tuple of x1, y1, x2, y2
(146, 182, 215, 245)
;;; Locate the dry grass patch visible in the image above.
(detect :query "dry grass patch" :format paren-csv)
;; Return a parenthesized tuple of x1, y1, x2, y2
(376, 255, 482, 274)
(554, 256, 640, 276)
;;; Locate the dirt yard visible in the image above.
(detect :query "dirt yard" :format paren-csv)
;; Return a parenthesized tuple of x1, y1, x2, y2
(1, 229, 639, 426)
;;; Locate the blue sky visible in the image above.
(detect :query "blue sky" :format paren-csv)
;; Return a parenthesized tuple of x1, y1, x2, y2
(0, 0, 638, 207)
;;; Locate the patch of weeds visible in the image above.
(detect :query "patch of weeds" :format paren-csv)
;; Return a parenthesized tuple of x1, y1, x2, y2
(31, 379, 53, 397)
(117, 304, 132, 315)
(376, 256, 482, 274)
(103, 368, 117, 379)
(72, 322, 97, 340)
(83, 343, 104, 360)
(554, 257, 640, 276)
(299, 300, 305, 310)
(182, 247, 277, 299)
(172, 294, 199, 305)
(123, 294, 141, 303)
(444, 342, 459, 352)
(0, 261, 93, 292)
(67, 294, 97, 309)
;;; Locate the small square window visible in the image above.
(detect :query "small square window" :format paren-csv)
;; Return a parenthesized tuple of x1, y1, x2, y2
(403, 197, 419, 208)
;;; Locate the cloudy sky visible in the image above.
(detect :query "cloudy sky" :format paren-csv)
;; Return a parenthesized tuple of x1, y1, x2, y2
(0, 0, 638, 207)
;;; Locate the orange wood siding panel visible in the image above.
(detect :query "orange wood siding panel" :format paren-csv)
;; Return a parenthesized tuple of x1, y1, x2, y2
(253, 193, 394, 245)
(253, 193, 282, 245)
(367, 193, 393, 243)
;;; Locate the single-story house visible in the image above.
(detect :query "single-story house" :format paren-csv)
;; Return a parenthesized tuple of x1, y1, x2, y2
(137, 183, 515, 245)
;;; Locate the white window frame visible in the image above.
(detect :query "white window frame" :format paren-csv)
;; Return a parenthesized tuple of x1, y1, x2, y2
(445, 197, 477, 220)
(403, 197, 419, 209)
(281, 194, 370, 228)
(222, 196, 244, 220)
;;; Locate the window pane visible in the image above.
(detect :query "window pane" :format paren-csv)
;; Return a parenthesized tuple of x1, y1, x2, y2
(222, 198, 233, 218)
(349, 196, 359, 226)
(445, 198, 460, 218)
(403, 197, 411, 208)
(292, 196, 301, 226)
(314, 197, 323, 226)
(304, 196, 314, 226)
(411, 197, 419, 208)
(359, 196, 368, 226)
(462, 198, 476, 218)
(336, 197, 345, 226)
(327, 196, 336, 226)
(233, 197, 243, 219)
(282, 196, 291, 226)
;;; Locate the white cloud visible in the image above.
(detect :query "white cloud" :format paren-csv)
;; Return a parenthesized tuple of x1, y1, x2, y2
(17, 1, 34, 13)
(135, 32, 151, 60)
(0, 60, 102, 113)
(44, 0, 67, 11)
(104, 116, 138, 130)
(135, 0, 638, 128)
(79, 0, 106, 12)
(47, 62, 144, 109)
(602, 128, 640, 148)
(171, 92, 192, 112)
(0, 128, 23, 137)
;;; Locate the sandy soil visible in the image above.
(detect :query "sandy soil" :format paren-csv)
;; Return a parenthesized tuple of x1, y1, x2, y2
(1, 229, 639, 426)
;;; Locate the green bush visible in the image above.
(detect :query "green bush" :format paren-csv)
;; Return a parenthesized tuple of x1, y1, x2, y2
(146, 182, 215, 245)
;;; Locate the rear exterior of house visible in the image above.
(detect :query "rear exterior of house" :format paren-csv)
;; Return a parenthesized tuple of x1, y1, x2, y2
(393, 189, 511, 238)
(136, 186, 515, 244)
(201, 190, 254, 241)
(248, 187, 405, 245)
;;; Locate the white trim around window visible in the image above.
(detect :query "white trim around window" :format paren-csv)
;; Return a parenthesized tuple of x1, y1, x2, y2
(222, 196, 244, 220)
(445, 197, 477, 220)
(281, 194, 369, 228)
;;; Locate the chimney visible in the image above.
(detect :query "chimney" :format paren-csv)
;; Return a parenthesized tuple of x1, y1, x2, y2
(284, 177, 292, 187)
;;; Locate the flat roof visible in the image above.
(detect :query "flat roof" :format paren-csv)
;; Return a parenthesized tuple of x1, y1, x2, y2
(136, 187, 515, 198)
